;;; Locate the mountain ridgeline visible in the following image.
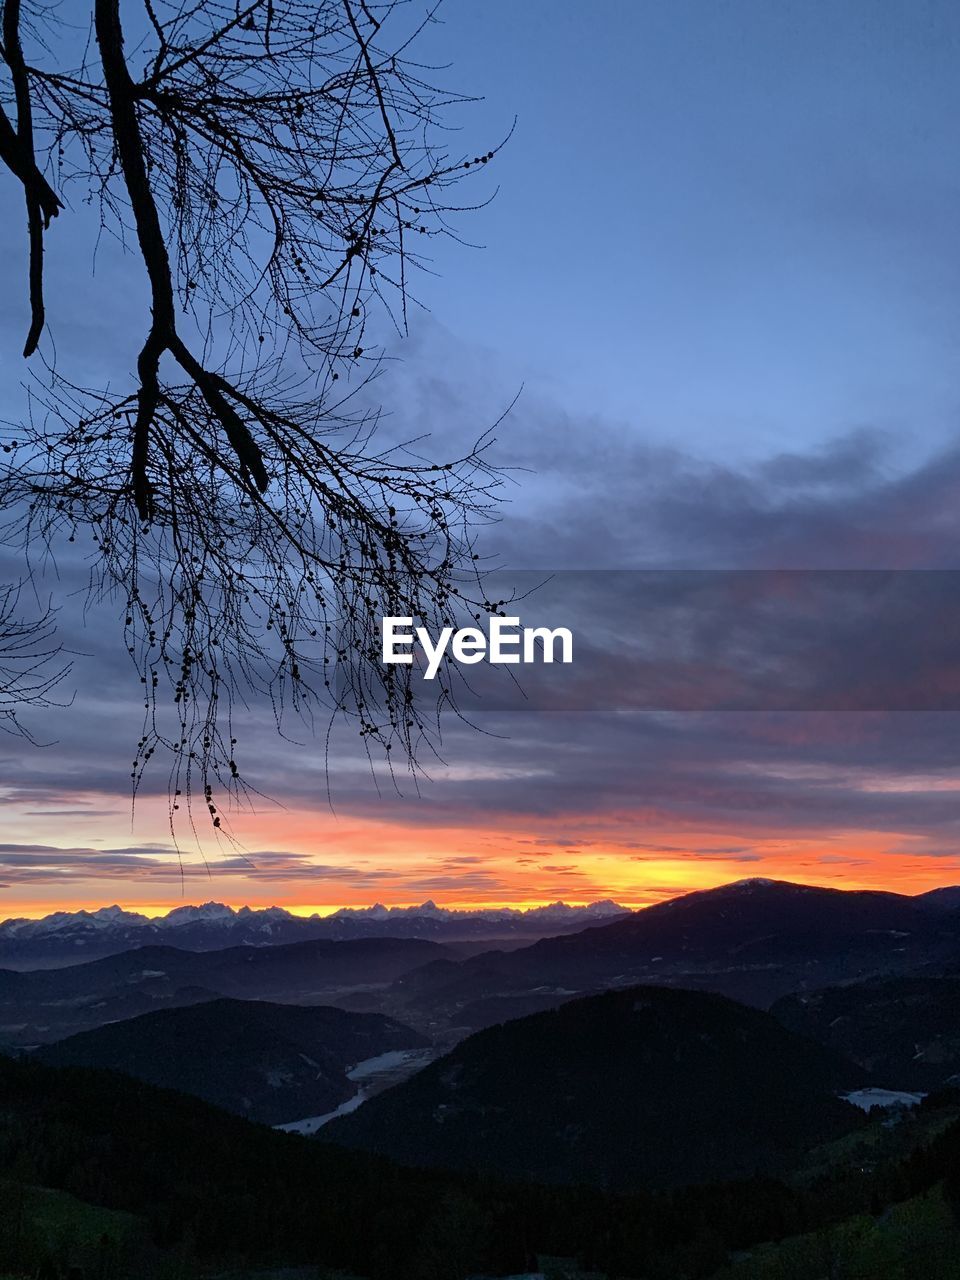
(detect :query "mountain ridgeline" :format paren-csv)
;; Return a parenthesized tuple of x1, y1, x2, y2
(384, 878, 960, 1032)
(0, 899, 628, 969)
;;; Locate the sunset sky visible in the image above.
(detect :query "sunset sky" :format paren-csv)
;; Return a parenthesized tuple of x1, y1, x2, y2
(4, 0, 960, 918)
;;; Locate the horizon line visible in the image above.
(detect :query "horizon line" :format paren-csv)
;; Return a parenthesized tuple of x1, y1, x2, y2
(3, 875, 958, 923)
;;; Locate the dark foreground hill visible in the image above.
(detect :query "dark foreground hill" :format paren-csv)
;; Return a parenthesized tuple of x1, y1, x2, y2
(326, 984, 864, 1190)
(0, 935, 449, 1046)
(36, 998, 428, 1125)
(4, 1051, 960, 1280)
(390, 879, 960, 1031)
(774, 976, 960, 1091)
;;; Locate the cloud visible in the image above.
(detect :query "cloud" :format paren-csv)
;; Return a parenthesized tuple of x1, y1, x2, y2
(5, 362, 960, 895)
(0, 843, 374, 885)
(487, 408, 960, 572)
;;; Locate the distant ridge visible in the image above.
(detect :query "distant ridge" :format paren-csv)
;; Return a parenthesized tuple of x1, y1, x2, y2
(0, 898, 629, 969)
(0, 935, 450, 1046)
(0, 897, 627, 933)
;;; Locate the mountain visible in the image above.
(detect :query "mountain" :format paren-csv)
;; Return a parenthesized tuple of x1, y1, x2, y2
(325, 984, 863, 1191)
(773, 975, 960, 1091)
(0, 898, 629, 969)
(0, 935, 449, 1046)
(917, 887, 960, 913)
(36, 997, 428, 1125)
(388, 879, 960, 1030)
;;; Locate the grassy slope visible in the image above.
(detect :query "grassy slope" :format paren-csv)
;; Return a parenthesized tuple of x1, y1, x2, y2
(709, 1184, 960, 1280)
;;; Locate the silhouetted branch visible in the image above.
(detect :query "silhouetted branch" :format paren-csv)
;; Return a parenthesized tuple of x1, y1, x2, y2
(0, 0, 505, 822)
(0, 0, 61, 356)
(0, 582, 72, 740)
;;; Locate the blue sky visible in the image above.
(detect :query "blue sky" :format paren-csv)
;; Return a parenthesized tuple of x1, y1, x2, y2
(405, 0, 960, 461)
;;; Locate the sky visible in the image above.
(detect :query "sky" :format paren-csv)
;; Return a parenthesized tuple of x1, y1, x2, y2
(3, 0, 960, 917)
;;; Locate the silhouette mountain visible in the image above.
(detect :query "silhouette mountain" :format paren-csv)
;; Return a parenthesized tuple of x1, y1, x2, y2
(392, 879, 960, 1027)
(325, 984, 863, 1190)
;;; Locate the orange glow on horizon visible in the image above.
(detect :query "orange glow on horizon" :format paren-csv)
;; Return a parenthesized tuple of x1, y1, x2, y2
(3, 859, 960, 922)
(3, 790, 960, 920)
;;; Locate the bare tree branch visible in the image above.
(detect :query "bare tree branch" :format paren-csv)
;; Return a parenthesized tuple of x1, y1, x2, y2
(0, 0, 507, 825)
(1, 0, 62, 356)
(0, 582, 72, 740)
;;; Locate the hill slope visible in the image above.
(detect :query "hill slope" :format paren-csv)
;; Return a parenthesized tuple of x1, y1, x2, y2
(4, 1051, 960, 1280)
(326, 984, 864, 1190)
(36, 998, 429, 1124)
(0, 934, 449, 1047)
(774, 976, 960, 1091)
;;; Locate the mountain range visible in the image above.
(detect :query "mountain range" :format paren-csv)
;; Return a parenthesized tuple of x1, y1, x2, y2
(7, 877, 960, 1051)
(0, 898, 629, 969)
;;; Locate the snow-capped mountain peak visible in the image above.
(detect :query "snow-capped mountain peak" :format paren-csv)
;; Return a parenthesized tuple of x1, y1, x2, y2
(89, 905, 150, 927)
(158, 902, 237, 928)
(237, 905, 293, 921)
(0, 897, 631, 967)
